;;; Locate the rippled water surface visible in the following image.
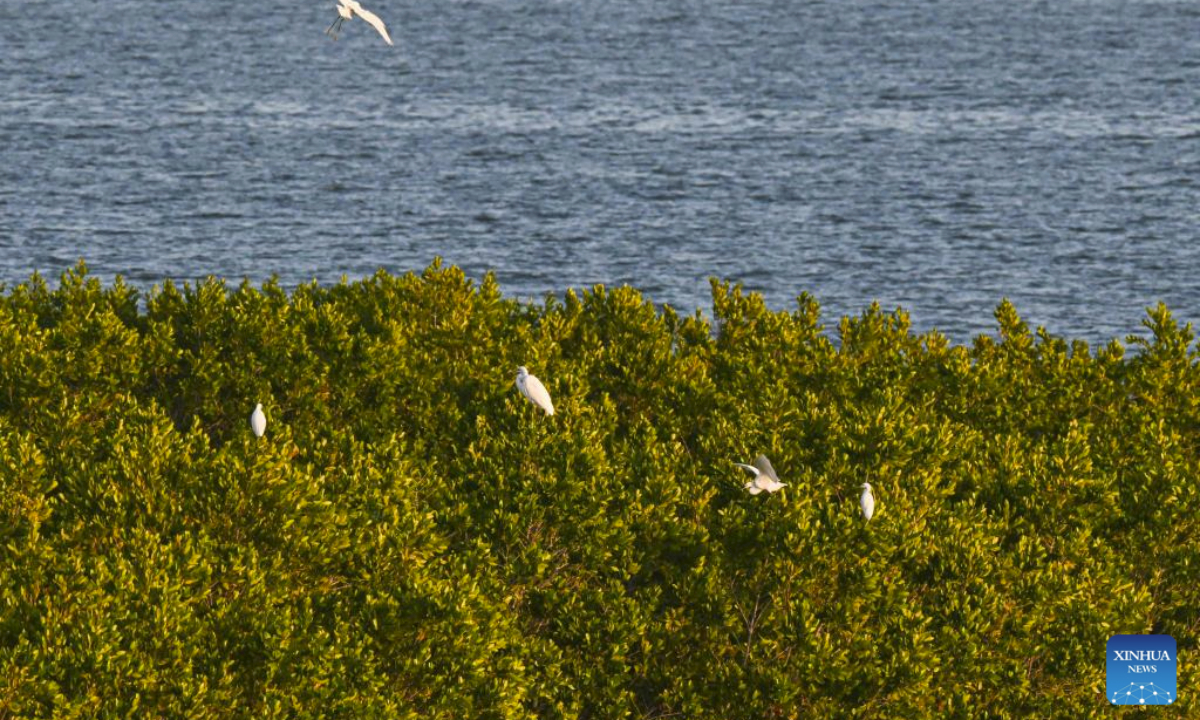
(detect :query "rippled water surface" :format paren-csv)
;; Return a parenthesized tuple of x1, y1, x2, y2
(2, 0, 1198, 343)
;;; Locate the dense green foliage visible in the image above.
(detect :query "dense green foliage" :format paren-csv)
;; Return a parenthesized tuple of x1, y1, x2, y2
(1, 261, 1196, 718)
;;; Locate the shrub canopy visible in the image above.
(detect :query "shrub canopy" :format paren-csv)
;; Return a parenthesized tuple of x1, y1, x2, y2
(0, 261, 1195, 718)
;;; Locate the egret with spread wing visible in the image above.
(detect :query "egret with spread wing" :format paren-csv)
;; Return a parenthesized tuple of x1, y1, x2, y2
(736, 454, 787, 495)
(327, 0, 393, 45)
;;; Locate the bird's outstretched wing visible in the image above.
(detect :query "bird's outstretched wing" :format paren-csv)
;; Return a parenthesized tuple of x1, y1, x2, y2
(353, 5, 394, 45)
(753, 455, 780, 482)
(734, 463, 761, 478)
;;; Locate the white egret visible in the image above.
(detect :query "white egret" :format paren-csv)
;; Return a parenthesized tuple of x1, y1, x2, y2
(326, 0, 394, 45)
(736, 454, 787, 495)
(516, 366, 555, 416)
(250, 403, 266, 438)
(860, 482, 875, 520)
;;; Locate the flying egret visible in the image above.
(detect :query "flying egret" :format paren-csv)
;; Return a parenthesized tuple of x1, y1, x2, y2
(326, 0, 394, 45)
(860, 482, 875, 520)
(516, 366, 555, 416)
(736, 454, 787, 495)
(250, 403, 266, 438)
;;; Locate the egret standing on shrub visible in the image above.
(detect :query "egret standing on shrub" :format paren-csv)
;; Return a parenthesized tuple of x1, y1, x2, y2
(860, 482, 875, 520)
(250, 403, 266, 438)
(737, 455, 787, 495)
(516, 367, 555, 415)
(326, 0, 394, 45)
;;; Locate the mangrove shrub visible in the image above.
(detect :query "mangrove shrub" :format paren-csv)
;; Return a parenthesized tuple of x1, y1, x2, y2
(0, 261, 1196, 718)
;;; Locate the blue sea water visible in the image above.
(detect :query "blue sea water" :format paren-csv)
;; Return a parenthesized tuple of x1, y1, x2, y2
(1, 0, 1197, 344)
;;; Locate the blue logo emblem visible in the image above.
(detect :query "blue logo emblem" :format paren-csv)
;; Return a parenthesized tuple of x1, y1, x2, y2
(1107, 634, 1176, 705)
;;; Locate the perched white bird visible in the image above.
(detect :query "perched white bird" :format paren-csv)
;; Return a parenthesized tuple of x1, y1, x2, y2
(736, 454, 787, 495)
(516, 366, 555, 416)
(860, 482, 875, 520)
(250, 403, 266, 438)
(326, 0, 393, 45)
